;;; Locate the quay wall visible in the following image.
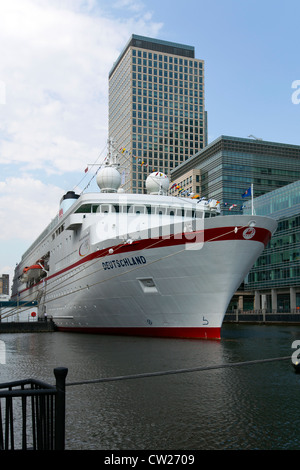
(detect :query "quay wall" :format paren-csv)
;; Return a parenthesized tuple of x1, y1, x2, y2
(0, 321, 56, 334)
(1, 314, 300, 334)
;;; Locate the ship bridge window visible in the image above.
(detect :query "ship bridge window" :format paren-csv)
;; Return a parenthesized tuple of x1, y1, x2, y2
(156, 207, 166, 215)
(204, 212, 211, 218)
(166, 208, 175, 216)
(92, 205, 100, 213)
(99, 204, 111, 213)
(185, 209, 195, 218)
(75, 204, 101, 213)
(134, 206, 146, 214)
(126, 205, 146, 214)
(75, 204, 92, 213)
(146, 206, 153, 214)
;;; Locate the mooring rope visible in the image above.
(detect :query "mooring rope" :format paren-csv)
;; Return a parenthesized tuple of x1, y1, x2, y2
(65, 355, 292, 387)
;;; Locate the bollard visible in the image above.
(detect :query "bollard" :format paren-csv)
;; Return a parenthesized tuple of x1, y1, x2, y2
(54, 367, 68, 450)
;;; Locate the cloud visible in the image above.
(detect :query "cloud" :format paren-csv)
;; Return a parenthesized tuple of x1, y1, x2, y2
(0, 0, 163, 254)
(0, 0, 163, 175)
(0, 176, 63, 241)
(0, 0, 163, 286)
(112, 0, 145, 13)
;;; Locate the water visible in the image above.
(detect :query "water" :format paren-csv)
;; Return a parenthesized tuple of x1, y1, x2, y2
(1, 323, 300, 450)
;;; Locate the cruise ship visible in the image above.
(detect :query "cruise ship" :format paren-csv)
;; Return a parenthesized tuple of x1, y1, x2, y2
(11, 143, 277, 339)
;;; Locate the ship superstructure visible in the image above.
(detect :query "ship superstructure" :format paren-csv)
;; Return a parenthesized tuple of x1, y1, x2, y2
(11, 142, 277, 339)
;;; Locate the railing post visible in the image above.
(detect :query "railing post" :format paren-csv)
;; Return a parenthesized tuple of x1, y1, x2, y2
(54, 367, 68, 450)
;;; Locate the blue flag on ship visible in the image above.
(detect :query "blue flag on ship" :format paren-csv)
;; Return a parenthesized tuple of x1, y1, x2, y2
(242, 186, 251, 198)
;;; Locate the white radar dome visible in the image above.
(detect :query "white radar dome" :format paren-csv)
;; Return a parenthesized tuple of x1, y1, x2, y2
(146, 172, 169, 195)
(96, 166, 121, 193)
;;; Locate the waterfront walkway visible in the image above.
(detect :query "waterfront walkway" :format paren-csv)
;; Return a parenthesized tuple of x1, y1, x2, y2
(224, 311, 300, 324)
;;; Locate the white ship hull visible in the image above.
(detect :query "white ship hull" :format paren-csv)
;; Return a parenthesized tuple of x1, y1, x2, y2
(12, 208, 277, 339)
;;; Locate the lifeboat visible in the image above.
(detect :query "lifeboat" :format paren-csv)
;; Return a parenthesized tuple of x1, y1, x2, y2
(21, 262, 45, 282)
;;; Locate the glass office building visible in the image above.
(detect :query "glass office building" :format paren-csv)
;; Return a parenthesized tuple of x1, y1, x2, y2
(109, 35, 207, 193)
(171, 135, 300, 214)
(243, 180, 300, 312)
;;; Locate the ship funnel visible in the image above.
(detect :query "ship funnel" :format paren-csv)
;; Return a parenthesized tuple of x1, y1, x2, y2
(59, 191, 80, 217)
(146, 172, 169, 195)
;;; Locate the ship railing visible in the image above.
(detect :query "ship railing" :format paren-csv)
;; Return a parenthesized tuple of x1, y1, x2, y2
(0, 367, 67, 450)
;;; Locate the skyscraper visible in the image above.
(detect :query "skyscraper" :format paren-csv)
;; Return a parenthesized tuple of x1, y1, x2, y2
(0, 274, 9, 295)
(171, 135, 300, 213)
(108, 34, 206, 193)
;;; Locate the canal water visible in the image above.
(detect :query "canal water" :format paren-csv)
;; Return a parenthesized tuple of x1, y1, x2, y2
(1, 323, 300, 450)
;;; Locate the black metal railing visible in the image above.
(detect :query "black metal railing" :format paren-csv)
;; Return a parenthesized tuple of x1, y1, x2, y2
(0, 367, 68, 450)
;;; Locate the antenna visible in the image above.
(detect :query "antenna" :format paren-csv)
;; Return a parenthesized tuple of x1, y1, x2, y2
(248, 134, 263, 141)
(107, 137, 118, 166)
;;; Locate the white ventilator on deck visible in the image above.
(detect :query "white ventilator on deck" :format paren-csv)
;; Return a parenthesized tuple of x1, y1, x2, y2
(145, 172, 169, 195)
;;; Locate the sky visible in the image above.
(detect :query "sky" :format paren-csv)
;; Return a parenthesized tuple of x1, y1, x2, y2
(1, 0, 300, 290)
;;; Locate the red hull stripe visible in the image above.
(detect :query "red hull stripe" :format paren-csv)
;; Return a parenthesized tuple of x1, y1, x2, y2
(56, 326, 221, 340)
(15, 225, 271, 296)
